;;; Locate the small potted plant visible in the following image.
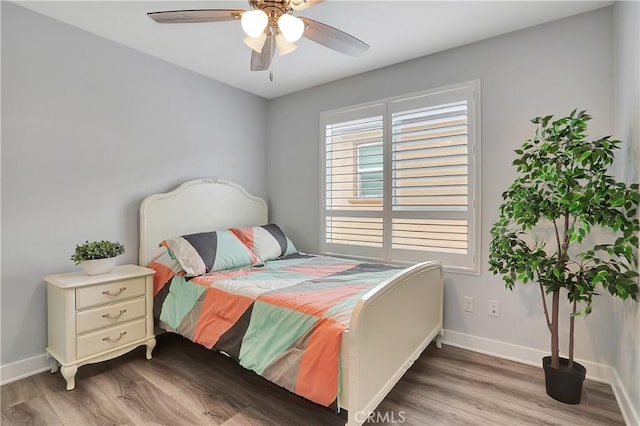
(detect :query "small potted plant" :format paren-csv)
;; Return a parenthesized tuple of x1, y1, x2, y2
(489, 110, 639, 404)
(71, 240, 125, 275)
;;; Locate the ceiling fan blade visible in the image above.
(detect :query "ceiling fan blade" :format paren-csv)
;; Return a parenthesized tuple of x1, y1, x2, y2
(251, 33, 276, 71)
(289, 0, 325, 11)
(299, 17, 369, 57)
(147, 9, 244, 24)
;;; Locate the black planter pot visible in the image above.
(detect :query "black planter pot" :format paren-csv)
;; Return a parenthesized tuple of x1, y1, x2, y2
(542, 356, 587, 404)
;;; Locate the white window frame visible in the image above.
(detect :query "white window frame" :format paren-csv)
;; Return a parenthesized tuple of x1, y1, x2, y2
(319, 80, 481, 275)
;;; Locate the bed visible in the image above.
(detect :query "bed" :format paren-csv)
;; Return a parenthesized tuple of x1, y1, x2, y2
(139, 178, 444, 426)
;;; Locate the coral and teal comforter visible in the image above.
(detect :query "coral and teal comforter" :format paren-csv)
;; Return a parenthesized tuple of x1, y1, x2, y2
(149, 252, 404, 406)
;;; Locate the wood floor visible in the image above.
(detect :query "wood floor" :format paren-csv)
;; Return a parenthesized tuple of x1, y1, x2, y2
(2, 333, 624, 426)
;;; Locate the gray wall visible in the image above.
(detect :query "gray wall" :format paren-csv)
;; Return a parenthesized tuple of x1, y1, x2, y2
(1, 2, 268, 365)
(267, 8, 618, 367)
(613, 1, 640, 420)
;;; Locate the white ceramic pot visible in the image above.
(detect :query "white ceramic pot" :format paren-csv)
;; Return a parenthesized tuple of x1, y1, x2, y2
(82, 257, 117, 275)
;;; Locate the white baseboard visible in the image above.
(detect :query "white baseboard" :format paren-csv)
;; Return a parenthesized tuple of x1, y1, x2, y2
(442, 329, 615, 383)
(612, 369, 640, 426)
(0, 353, 50, 386)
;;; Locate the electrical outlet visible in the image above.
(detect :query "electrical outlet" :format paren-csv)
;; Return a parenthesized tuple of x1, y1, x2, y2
(463, 296, 474, 313)
(489, 300, 500, 317)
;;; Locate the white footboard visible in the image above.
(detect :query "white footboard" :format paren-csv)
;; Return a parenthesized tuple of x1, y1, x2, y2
(345, 261, 444, 426)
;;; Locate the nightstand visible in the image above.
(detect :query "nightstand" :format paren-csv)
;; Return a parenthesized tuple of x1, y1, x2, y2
(45, 264, 156, 390)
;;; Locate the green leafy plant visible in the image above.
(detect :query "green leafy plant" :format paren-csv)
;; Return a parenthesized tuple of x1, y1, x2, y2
(489, 109, 639, 370)
(71, 240, 125, 264)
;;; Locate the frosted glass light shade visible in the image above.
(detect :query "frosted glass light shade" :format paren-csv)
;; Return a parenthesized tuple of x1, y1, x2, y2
(275, 33, 297, 56)
(241, 10, 268, 38)
(243, 33, 268, 53)
(277, 14, 304, 42)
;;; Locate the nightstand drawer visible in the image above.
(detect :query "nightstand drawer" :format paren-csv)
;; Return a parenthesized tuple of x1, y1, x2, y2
(76, 297, 146, 335)
(76, 318, 146, 359)
(76, 277, 145, 309)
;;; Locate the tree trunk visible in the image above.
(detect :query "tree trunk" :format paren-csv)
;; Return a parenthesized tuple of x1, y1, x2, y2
(569, 299, 577, 368)
(551, 289, 560, 369)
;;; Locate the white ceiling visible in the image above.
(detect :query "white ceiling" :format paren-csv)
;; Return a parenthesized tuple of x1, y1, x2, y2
(16, 1, 612, 99)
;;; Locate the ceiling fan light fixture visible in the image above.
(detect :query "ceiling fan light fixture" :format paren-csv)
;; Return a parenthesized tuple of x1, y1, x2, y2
(275, 33, 297, 56)
(243, 33, 268, 53)
(147, 3, 370, 74)
(241, 9, 268, 38)
(277, 14, 305, 43)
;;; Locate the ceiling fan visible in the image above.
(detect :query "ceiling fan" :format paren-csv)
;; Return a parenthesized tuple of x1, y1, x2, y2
(147, 0, 370, 75)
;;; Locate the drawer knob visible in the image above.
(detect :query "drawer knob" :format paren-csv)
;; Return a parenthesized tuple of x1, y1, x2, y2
(102, 309, 127, 320)
(102, 331, 127, 343)
(101, 287, 127, 297)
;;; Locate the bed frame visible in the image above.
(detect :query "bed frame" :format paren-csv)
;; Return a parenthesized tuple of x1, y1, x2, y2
(139, 178, 444, 426)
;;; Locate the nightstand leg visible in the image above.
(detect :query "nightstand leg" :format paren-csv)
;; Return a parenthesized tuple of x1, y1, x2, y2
(435, 329, 444, 349)
(146, 337, 156, 360)
(48, 356, 59, 373)
(61, 365, 78, 390)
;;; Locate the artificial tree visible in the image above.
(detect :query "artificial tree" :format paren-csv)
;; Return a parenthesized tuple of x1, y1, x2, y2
(489, 110, 639, 390)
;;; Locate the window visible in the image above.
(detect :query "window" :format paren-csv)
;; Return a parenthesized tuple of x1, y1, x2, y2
(320, 80, 480, 273)
(357, 143, 383, 198)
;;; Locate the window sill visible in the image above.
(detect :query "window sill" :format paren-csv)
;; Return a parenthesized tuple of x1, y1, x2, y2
(347, 198, 383, 205)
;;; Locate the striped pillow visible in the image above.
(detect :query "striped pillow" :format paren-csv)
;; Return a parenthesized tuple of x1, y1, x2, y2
(160, 230, 260, 276)
(230, 224, 298, 262)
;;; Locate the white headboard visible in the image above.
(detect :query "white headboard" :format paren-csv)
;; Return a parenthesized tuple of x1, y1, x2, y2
(139, 178, 268, 265)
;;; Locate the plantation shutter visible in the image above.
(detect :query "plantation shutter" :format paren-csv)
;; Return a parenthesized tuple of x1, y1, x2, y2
(320, 81, 479, 272)
(388, 85, 476, 269)
(322, 104, 386, 260)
